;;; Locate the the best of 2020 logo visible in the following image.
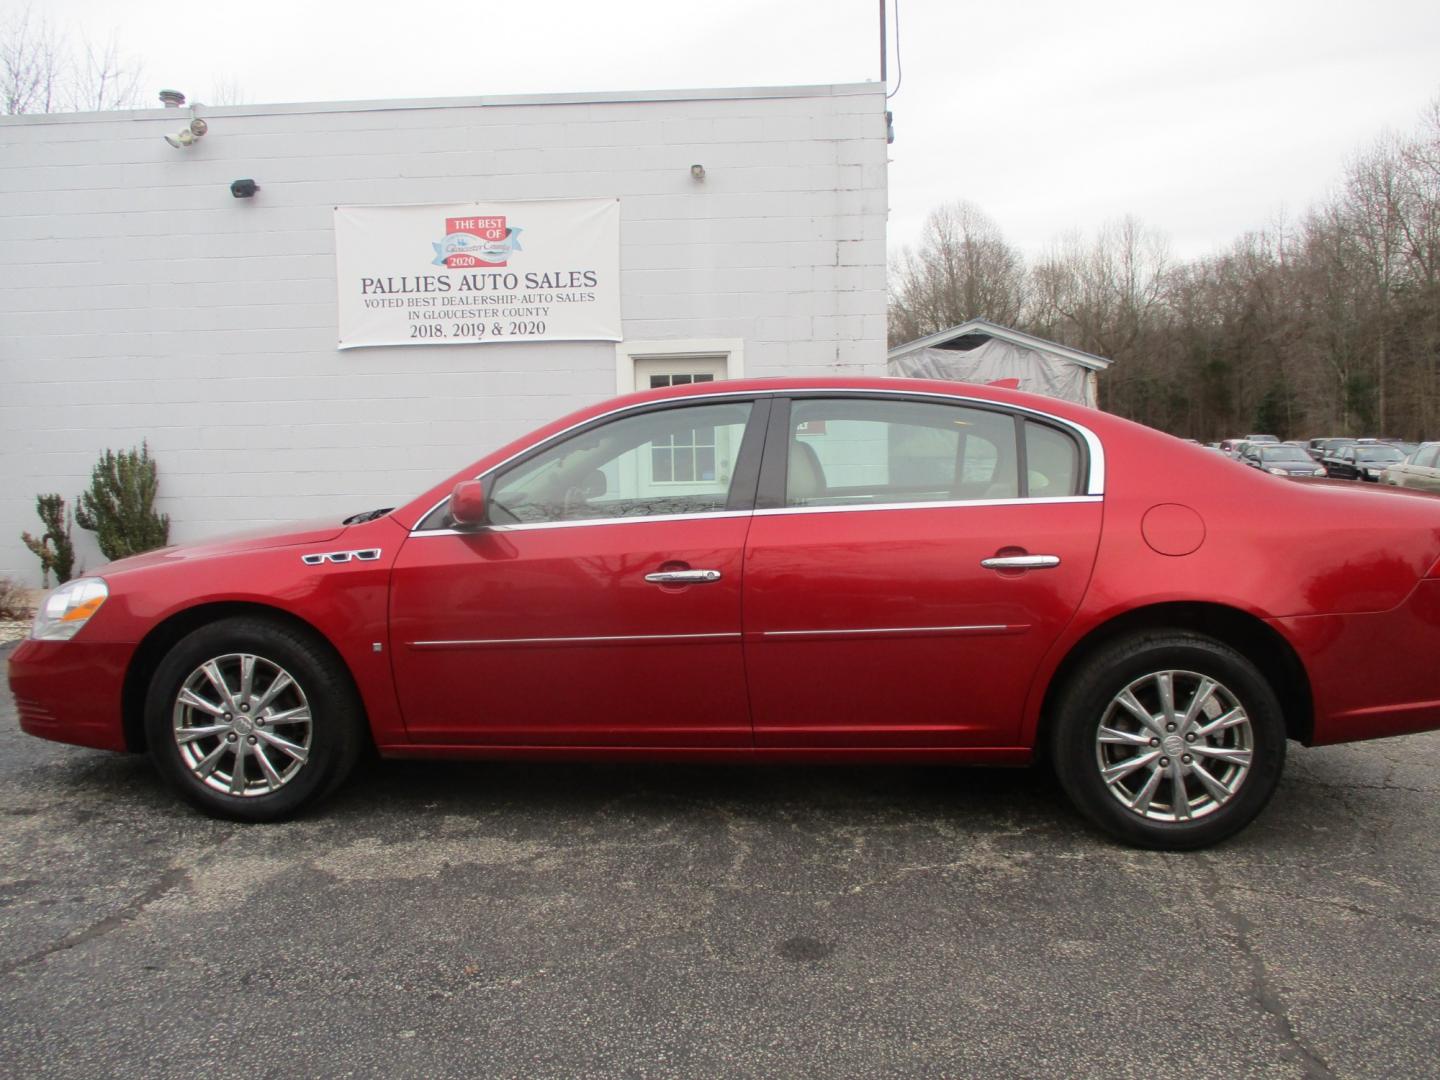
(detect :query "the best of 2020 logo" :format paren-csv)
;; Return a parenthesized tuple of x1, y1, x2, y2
(432, 216, 525, 268)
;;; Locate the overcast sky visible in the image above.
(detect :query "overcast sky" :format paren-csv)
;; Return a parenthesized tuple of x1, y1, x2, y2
(29, 0, 1440, 261)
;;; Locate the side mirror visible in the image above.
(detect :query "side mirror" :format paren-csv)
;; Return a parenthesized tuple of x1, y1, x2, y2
(449, 480, 488, 528)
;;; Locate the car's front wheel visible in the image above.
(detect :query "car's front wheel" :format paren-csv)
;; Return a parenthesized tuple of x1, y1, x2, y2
(1051, 632, 1286, 849)
(144, 617, 363, 821)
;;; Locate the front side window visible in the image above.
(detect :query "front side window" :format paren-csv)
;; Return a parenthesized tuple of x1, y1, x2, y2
(489, 401, 752, 525)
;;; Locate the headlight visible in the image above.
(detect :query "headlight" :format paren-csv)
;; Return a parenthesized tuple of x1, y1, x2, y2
(32, 578, 108, 641)
(1266, 467, 1287, 475)
(1312, 467, 1326, 476)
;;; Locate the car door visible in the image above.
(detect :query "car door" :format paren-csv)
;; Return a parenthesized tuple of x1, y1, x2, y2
(1412, 444, 1440, 492)
(741, 394, 1103, 749)
(389, 396, 767, 747)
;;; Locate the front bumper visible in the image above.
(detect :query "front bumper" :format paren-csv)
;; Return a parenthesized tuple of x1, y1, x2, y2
(7, 638, 135, 752)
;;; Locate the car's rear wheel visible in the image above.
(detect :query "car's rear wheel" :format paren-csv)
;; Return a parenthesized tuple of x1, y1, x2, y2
(144, 617, 363, 821)
(1051, 632, 1286, 849)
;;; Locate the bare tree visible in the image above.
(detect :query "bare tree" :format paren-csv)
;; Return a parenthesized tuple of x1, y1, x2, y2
(1029, 217, 1171, 357)
(0, 4, 60, 114)
(0, 4, 142, 114)
(888, 201, 1027, 344)
(68, 31, 142, 111)
(208, 73, 248, 107)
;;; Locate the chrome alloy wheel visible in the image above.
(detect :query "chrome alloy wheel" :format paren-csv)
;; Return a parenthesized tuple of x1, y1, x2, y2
(171, 653, 313, 797)
(1094, 669, 1254, 822)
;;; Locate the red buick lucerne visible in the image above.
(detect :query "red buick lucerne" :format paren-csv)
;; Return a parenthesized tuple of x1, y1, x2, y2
(11, 378, 1440, 849)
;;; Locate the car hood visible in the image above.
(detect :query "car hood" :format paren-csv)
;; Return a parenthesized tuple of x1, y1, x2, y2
(95, 519, 348, 576)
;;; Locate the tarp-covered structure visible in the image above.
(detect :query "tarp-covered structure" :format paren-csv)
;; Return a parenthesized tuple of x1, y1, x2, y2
(887, 319, 1112, 408)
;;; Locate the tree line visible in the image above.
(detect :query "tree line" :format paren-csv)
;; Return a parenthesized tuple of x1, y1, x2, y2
(0, 4, 142, 114)
(889, 97, 1440, 441)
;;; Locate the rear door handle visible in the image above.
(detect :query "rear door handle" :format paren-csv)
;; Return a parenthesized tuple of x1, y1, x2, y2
(645, 569, 723, 584)
(980, 555, 1060, 570)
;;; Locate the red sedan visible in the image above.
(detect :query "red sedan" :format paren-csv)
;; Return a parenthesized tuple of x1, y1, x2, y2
(11, 378, 1440, 849)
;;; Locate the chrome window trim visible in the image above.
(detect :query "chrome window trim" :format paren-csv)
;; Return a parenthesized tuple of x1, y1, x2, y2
(409, 509, 752, 537)
(752, 495, 1101, 518)
(410, 497, 1102, 537)
(408, 386, 1106, 534)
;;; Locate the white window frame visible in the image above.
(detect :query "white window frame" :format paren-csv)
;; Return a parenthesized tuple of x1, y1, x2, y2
(614, 338, 745, 395)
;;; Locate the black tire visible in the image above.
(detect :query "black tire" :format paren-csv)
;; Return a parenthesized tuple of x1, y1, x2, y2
(1050, 632, 1286, 850)
(144, 616, 364, 822)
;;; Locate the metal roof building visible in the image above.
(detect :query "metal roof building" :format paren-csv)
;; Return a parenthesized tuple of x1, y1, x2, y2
(888, 318, 1112, 408)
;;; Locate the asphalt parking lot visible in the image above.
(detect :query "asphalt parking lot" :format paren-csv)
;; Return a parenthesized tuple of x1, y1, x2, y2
(2, 646, 1437, 1079)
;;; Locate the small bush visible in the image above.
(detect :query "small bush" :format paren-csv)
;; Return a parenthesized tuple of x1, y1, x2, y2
(75, 442, 171, 561)
(21, 493, 76, 587)
(0, 576, 32, 620)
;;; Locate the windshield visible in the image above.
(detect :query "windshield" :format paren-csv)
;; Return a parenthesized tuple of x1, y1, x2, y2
(1260, 447, 1310, 463)
(1358, 447, 1403, 463)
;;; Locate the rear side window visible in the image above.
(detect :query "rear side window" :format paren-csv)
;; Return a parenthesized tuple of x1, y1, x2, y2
(782, 398, 1084, 508)
(1025, 421, 1082, 497)
(1414, 445, 1439, 468)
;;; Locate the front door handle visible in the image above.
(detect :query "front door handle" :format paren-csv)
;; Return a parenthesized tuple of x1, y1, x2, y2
(645, 569, 723, 584)
(980, 554, 1061, 570)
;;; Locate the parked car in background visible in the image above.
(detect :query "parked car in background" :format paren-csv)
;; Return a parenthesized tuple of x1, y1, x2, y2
(1325, 442, 1405, 481)
(1245, 434, 1280, 445)
(1383, 442, 1440, 493)
(1309, 437, 1355, 462)
(1239, 443, 1327, 477)
(1218, 438, 1246, 457)
(14, 377, 1440, 851)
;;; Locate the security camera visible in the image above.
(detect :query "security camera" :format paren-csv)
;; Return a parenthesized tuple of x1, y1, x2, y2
(230, 178, 259, 199)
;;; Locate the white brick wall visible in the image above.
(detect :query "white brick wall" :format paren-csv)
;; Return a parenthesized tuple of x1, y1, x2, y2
(0, 84, 889, 585)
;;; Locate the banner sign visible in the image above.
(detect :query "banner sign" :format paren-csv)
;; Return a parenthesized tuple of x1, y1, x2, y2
(334, 198, 620, 349)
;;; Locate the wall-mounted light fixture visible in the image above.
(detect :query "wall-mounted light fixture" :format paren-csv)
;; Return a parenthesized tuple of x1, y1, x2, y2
(690, 164, 706, 181)
(159, 89, 209, 148)
(164, 117, 208, 148)
(230, 178, 260, 199)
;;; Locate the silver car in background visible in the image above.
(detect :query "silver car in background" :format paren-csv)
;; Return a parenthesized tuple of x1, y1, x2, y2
(1383, 442, 1440, 493)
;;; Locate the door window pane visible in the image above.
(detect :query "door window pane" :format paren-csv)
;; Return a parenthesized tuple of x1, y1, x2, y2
(786, 399, 1018, 507)
(490, 401, 752, 524)
(1414, 445, 1438, 468)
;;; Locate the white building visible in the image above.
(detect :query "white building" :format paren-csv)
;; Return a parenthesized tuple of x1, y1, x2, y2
(0, 83, 888, 585)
